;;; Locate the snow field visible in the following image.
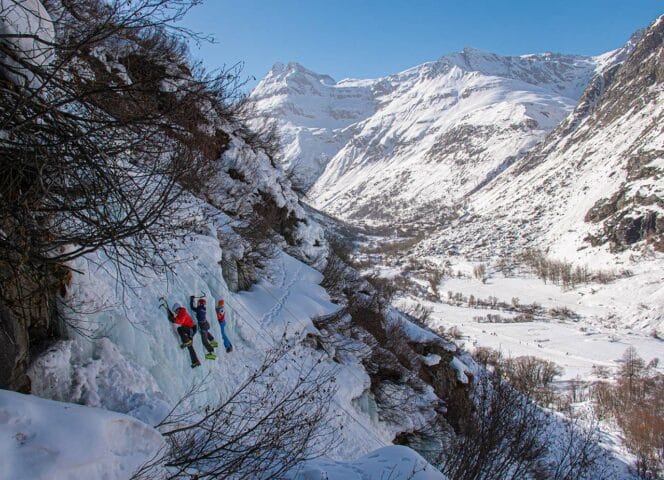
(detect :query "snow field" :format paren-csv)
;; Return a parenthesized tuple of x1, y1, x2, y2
(0, 389, 164, 480)
(288, 445, 447, 480)
(397, 262, 663, 381)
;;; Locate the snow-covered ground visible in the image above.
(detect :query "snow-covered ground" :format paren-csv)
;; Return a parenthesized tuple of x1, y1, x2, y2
(15, 220, 450, 478)
(288, 445, 447, 480)
(0, 389, 164, 480)
(396, 260, 663, 381)
(0, 388, 449, 480)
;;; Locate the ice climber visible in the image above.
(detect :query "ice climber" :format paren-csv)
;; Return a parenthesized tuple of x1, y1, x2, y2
(215, 299, 233, 353)
(190, 296, 217, 360)
(167, 302, 201, 368)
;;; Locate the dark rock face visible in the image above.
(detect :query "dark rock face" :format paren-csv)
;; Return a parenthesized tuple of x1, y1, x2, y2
(585, 188, 626, 223)
(0, 302, 28, 390)
(0, 270, 63, 392)
(586, 182, 664, 252)
(606, 211, 663, 252)
(578, 18, 664, 252)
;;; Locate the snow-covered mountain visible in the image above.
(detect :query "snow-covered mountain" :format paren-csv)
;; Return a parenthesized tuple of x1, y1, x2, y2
(251, 45, 635, 226)
(421, 16, 663, 263)
(3, 1, 660, 477)
(250, 62, 377, 191)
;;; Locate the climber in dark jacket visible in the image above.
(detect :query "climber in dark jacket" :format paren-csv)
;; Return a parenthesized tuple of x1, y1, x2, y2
(190, 296, 217, 360)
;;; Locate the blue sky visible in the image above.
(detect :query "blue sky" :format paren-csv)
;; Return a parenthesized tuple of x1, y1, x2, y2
(179, 1, 662, 89)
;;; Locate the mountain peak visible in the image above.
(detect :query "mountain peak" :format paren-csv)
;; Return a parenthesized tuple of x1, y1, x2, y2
(266, 61, 336, 85)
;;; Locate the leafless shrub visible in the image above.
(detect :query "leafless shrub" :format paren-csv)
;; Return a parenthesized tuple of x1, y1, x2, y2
(475, 313, 534, 324)
(132, 343, 339, 479)
(403, 303, 433, 328)
(361, 234, 424, 258)
(385, 320, 421, 371)
(512, 313, 535, 322)
(543, 414, 610, 480)
(591, 364, 612, 379)
(321, 254, 349, 294)
(473, 263, 488, 283)
(548, 306, 579, 320)
(363, 341, 405, 388)
(366, 274, 398, 305)
(521, 301, 542, 316)
(439, 372, 548, 480)
(516, 249, 627, 287)
(500, 356, 563, 406)
(425, 269, 443, 300)
(592, 347, 663, 478)
(440, 371, 608, 480)
(495, 256, 516, 276)
(327, 237, 354, 265)
(473, 346, 502, 367)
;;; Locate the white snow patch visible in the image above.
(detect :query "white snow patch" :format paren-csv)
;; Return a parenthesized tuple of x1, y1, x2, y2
(0, 389, 163, 480)
(288, 445, 447, 480)
(451, 357, 471, 384)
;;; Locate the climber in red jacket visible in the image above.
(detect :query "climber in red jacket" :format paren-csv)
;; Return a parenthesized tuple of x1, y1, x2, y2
(166, 302, 201, 368)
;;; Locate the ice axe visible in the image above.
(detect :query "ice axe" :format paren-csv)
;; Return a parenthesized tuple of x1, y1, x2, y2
(158, 296, 171, 314)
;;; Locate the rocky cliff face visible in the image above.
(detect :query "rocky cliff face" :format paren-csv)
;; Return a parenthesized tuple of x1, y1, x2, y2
(580, 19, 663, 252)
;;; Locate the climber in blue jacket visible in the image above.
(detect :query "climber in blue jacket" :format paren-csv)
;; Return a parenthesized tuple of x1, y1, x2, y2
(190, 296, 217, 360)
(216, 299, 233, 353)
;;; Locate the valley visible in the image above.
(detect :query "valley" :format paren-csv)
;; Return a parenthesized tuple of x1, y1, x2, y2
(1, 2, 661, 478)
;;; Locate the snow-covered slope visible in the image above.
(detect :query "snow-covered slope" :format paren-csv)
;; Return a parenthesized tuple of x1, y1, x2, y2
(252, 48, 629, 226)
(421, 16, 663, 264)
(250, 62, 377, 190)
(290, 445, 446, 480)
(408, 16, 662, 343)
(0, 388, 447, 480)
(0, 2, 452, 476)
(0, 389, 164, 480)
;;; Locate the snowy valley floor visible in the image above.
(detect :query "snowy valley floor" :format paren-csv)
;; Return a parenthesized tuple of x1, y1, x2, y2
(394, 260, 663, 381)
(378, 253, 663, 473)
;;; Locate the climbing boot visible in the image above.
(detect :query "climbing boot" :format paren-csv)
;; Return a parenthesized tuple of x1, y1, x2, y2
(205, 352, 217, 360)
(191, 360, 201, 368)
(226, 345, 233, 353)
(209, 341, 219, 348)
